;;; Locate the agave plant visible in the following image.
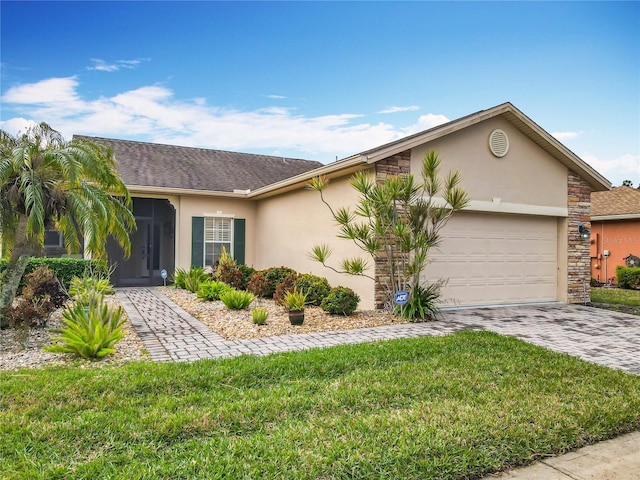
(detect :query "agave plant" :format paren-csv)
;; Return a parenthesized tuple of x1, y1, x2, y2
(45, 300, 126, 359)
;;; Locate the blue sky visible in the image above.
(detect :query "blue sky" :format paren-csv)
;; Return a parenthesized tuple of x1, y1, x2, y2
(1, 1, 638, 186)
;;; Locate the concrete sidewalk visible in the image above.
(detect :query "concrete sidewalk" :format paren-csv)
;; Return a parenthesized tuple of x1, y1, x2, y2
(484, 430, 640, 479)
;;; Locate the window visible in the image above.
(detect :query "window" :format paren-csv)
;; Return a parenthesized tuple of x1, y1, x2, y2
(44, 230, 63, 248)
(204, 217, 232, 266)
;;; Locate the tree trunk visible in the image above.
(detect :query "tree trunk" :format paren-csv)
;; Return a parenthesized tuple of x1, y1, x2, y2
(0, 215, 35, 328)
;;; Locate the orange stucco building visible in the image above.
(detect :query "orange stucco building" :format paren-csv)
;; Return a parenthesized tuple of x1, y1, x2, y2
(590, 187, 640, 284)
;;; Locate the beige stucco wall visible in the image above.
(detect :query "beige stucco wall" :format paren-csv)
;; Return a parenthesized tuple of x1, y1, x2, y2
(254, 172, 376, 310)
(411, 117, 567, 209)
(174, 195, 257, 269)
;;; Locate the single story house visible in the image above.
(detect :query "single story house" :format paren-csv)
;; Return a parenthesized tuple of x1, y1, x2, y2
(74, 102, 609, 310)
(590, 186, 640, 284)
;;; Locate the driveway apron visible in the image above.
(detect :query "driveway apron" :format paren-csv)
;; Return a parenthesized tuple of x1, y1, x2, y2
(116, 288, 640, 374)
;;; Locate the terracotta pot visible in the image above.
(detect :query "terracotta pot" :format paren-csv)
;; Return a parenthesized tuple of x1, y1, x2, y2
(288, 309, 304, 325)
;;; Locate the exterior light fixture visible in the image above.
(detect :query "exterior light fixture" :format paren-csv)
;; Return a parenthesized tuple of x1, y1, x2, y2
(578, 222, 590, 240)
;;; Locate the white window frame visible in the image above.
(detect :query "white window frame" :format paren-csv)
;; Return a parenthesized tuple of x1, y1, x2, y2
(203, 217, 233, 266)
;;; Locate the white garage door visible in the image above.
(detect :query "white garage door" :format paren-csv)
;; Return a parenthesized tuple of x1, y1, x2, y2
(425, 213, 558, 307)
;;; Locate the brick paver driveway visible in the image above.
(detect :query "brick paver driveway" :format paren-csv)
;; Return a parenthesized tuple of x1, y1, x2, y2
(117, 288, 640, 374)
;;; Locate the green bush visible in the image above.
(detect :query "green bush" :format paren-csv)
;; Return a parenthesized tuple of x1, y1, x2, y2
(263, 266, 297, 298)
(237, 264, 256, 290)
(69, 275, 115, 308)
(251, 307, 269, 325)
(45, 300, 126, 359)
(395, 283, 442, 321)
(197, 281, 233, 301)
(295, 274, 331, 306)
(220, 289, 255, 310)
(173, 267, 209, 293)
(273, 272, 299, 306)
(247, 272, 270, 297)
(616, 265, 640, 289)
(0, 257, 106, 291)
(321, 286, 359, 316)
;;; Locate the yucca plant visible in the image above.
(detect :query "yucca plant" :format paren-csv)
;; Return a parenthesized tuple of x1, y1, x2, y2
(174, 267, 209, 293)
(69, 275, 115, 297)
(45, 300, 126, 359)
(220, 289, 255, 310)
(251, 307, 269, 325)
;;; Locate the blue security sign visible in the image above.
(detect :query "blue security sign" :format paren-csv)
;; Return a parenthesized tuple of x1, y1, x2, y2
(394, 290, 409, 305)
(160, 269, 168, 280)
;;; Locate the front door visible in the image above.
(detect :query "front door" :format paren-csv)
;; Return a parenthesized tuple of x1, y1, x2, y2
(106, 198, 175, 287)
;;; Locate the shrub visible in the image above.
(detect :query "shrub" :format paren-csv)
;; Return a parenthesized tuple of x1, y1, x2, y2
(252, 307, 269, 325)
(197, 281, 233, 301)
(616, 265, 640, 290)
(263, 267, 298, 298)
(237, 264, 256, 290)
(295, 274, 331, 306)
(21, 265, 68, 310)
(395, 283, 442, 321)
(173, 267, 209, 293)
(5, 297, 53, 329)
(0, 257, 107, 291)
(45, 300, 126, 359)
(321, 286, 359, 316)
(69, 275, 115, 298)
(216, 247, 243, 288)
(247, 272, 270, 297)
(220, 290, 255, 310)
(274, 272, 299, 306)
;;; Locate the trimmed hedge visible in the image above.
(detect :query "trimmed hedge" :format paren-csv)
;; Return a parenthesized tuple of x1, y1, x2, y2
(616, 265, 640, 290)
(0, 257, 107, 291)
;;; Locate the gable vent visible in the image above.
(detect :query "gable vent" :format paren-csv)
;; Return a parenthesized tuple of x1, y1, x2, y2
(489, 129, 509, 158)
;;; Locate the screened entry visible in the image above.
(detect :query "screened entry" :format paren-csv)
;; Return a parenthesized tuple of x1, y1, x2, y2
(106, 198, 176, 287)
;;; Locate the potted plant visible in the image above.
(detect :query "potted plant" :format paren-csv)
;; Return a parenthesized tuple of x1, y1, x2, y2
(284, 289, 307, 325)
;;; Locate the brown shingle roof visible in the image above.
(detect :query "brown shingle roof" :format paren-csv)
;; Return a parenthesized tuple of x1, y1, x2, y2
(591, 186, 640, 216)
(75, 136, 324, 193)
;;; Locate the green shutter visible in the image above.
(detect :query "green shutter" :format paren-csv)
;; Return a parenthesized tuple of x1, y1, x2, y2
(191, 217, 204, 267)
(233, 218, 246, 265)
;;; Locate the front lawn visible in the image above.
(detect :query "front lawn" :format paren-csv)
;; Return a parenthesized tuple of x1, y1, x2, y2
(2, 331, 639, 479)
(591, 286, 640, 306)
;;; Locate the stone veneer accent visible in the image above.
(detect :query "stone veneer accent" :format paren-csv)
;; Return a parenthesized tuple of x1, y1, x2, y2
(374, 150, 411, 309)
(567, 170, 593, 303)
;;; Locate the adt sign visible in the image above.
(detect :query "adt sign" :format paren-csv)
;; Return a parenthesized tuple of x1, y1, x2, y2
(394, 290, 409, 306)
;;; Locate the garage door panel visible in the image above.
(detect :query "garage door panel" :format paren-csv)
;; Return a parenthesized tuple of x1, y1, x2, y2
(425, 213, 558, 307)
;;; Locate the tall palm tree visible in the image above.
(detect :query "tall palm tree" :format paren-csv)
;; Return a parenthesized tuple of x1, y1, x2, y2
(0, 123, 136, 324)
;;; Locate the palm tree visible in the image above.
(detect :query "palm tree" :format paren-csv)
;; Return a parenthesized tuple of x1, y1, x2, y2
(0, 123, 136, 325)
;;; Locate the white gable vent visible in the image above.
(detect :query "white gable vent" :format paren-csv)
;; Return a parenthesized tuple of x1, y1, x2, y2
(489, 129, 509, 158)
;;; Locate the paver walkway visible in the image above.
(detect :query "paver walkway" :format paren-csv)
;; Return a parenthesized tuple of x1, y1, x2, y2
(116, 287, 640, 374)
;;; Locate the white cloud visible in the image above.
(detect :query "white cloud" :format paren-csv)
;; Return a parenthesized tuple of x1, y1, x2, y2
(552, 131, 582, 140)
(378, 105, 420, 114)
(401, 113, 450, 135)
(582, 152, 640, 186)
(87, 58, 147, 72)
(0, 76, 450, 162)
(266, 94, 286, 99)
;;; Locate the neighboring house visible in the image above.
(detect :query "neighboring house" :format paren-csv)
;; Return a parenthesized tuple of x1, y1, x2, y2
(73, 102, 609, 310)
(590, 187, 640, 284)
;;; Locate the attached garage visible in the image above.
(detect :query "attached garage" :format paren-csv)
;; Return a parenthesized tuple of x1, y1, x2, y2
(426, 213, 559, 307)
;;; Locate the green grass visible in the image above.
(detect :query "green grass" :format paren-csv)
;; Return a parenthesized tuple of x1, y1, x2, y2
(591, 287, 640, 306)
(2, 331, 639, 479)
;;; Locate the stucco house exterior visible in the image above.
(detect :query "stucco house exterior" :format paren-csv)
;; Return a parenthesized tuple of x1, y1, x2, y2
(590, 187, 640, 284)
(77, 102, 610, 310)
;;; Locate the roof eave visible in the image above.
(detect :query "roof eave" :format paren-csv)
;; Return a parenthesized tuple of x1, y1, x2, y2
(248, 154, 368, 199)
(359, 102, 611, 192)
(591, 214, 640, 221)
(126, 185, 251, 198)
